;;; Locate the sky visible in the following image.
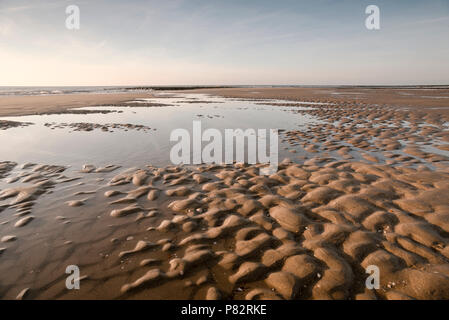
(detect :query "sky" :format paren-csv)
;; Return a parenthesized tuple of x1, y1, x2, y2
(0, 0, 448, 86)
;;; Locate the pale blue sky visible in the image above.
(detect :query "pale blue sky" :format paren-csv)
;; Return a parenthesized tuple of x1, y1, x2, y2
(0, 0, 448, 86)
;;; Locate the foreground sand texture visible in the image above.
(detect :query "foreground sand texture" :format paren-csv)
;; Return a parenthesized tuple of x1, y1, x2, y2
(1, 87, 449, 300)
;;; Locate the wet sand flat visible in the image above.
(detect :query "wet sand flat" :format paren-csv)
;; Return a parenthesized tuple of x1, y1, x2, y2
(1, 87, 449, 300)
(0, 92, 155, 117)
(182, 87, 449, 116)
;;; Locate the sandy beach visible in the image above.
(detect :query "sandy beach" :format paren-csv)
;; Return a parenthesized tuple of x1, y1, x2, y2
(1, 87, 449, 300)
(0, 92, 155, 117)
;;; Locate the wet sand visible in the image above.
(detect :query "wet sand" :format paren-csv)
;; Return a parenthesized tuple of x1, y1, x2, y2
(1, 87, 449, 300)
(182, 87, 449, 118)
(0, 92, 155, 117)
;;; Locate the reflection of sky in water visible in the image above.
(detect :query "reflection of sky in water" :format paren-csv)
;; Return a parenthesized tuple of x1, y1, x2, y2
(0, 94, 322, 168)
(419, 144, 449, 158)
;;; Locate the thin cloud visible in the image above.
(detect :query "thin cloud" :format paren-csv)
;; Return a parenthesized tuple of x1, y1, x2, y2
(415, 15, 449, 25)
(0, 1, 60, 13)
